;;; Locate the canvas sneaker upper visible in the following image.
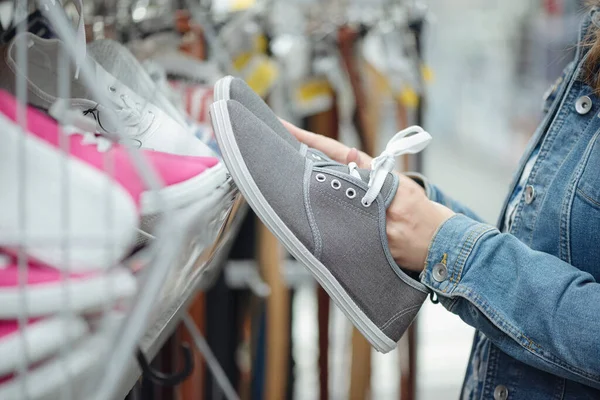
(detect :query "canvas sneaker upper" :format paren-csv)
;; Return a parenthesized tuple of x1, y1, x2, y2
(214, 76, 332, 161)
(212, 100, 432, 351)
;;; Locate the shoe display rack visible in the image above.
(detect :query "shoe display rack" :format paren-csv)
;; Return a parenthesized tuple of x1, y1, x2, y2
(0, 0, 249, 398)
(115, 186, 247, 399)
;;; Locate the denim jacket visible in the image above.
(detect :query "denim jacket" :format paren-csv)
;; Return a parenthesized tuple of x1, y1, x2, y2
(417, 9, 600, 400)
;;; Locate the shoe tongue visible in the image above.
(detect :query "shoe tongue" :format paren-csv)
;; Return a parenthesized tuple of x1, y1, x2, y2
(318, 163, 399, 207)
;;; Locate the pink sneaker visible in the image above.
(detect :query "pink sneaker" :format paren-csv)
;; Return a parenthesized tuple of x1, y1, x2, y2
(0, 316, 88, 378)
(0, 94, 138, 272)
(0, 91, 227, 216)
(0, 254, 137, 319)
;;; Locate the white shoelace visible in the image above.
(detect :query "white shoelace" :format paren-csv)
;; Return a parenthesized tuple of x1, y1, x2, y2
(49, 99, 114, 152)
(110, 93, 155, 136)
(348, 126, 432, 207)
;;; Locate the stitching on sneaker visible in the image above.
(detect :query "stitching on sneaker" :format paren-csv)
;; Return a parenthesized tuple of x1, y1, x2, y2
(313, 185, 377, 221)
(304, 160, 323, 258)
(379, 304, 423, 331)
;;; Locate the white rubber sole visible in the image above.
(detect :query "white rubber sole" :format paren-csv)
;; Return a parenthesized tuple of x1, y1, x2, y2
(0, 313, 124, 400)
(140, 162, 228, 215)
(0, 113, 138, 272)
(213, 75, 234, 103)
(211, 100, 395, 353)
(0, 315, 89, 377)
(0, 268, 137, 318)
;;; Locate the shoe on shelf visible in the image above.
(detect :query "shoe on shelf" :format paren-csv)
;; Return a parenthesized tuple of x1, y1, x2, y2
(0, 316, 88, 377)
(213, 75, 331, 162)
(0, 254, 137, 319)
(0, 312, 124, 400)
(0, 32, 215, 157)
(210, 99, 432, 353)
(0, 94, 138, 272)
(87, 38, 191, 131)
(0, 91, 228, 246)
(143, 62, 221, 156)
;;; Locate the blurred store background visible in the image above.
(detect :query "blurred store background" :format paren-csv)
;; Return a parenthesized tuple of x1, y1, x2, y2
(287, 1, 584, 399)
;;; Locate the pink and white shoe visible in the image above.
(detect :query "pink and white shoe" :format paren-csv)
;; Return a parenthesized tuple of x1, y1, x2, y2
(0, 312, 123, 400)
(0, 316, 88, 378)
(0, 94, 138, 272)
(0, 92, 227, 213)
(0, 91, 227, 247)
(0, 254, 137, 318)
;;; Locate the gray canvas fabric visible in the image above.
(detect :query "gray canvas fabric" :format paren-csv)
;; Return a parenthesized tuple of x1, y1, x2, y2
(309, 169, 427, 334)
(226, 77, 334, 163)
(226, 101, 316, 253)
(218, 99, 428, 347)
(312, 162, 398, 205)
(228, 77, 301, 150)
(381, 304, 424, 342)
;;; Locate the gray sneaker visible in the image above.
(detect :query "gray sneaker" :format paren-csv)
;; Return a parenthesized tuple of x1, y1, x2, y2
(211, 99, 432, 353)
(214, 75, 331, 163)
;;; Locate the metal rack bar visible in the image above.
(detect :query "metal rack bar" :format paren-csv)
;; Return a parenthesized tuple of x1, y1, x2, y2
(115, 195, 247, 400)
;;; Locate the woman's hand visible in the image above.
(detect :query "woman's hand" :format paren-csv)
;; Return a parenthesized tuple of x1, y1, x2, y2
(283, 120, 455, 272)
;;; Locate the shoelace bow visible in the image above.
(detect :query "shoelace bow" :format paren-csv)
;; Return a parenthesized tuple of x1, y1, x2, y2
(111, 93, 155, 135)
(348, 126, 432, 207)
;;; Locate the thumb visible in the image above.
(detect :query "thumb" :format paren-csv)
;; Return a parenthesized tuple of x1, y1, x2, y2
(346, 148, 371, 169)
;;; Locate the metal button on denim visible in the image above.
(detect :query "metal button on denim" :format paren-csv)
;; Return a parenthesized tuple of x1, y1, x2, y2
(576, 96, 592, 115)
(494, 385, 509, 400)
(432, 263, 448, 282)
(524, 185, 535, 204)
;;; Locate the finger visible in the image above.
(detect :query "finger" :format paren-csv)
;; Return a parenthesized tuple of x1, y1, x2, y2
(355, 149, 373, 169)
(280, 118, 354, 163)
(346, 147, 373, 169)
(280, 119, 313, 143)
(345, 147, 360, 164)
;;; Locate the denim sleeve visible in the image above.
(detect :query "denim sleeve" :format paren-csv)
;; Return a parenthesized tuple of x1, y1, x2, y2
(406, 173, 484, 222)
(420, 214, 600, 390)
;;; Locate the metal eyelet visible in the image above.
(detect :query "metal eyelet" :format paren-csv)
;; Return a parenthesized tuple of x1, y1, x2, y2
(346, 188, 356, 199)
(312, 153, 321, 160)
(331, 179, 341, 190)
(315, 173, 326, 182)
(108, 86, 117, 93)
(361, 199, 372, 208)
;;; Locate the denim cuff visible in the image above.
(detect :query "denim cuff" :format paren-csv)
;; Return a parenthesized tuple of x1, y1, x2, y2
(420, 214, 496, 296)
(405, 172, 441, 203)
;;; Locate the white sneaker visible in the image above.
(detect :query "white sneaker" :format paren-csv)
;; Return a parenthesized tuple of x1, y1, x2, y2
(0, 33, 215, 157)
(87, 38, 189, 129)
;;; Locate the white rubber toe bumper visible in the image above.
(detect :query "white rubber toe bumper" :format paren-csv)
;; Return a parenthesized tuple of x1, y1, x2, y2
(213, 75, 234, 102)
(0, 113, 138, 272)
(140, 162, 228, 215)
